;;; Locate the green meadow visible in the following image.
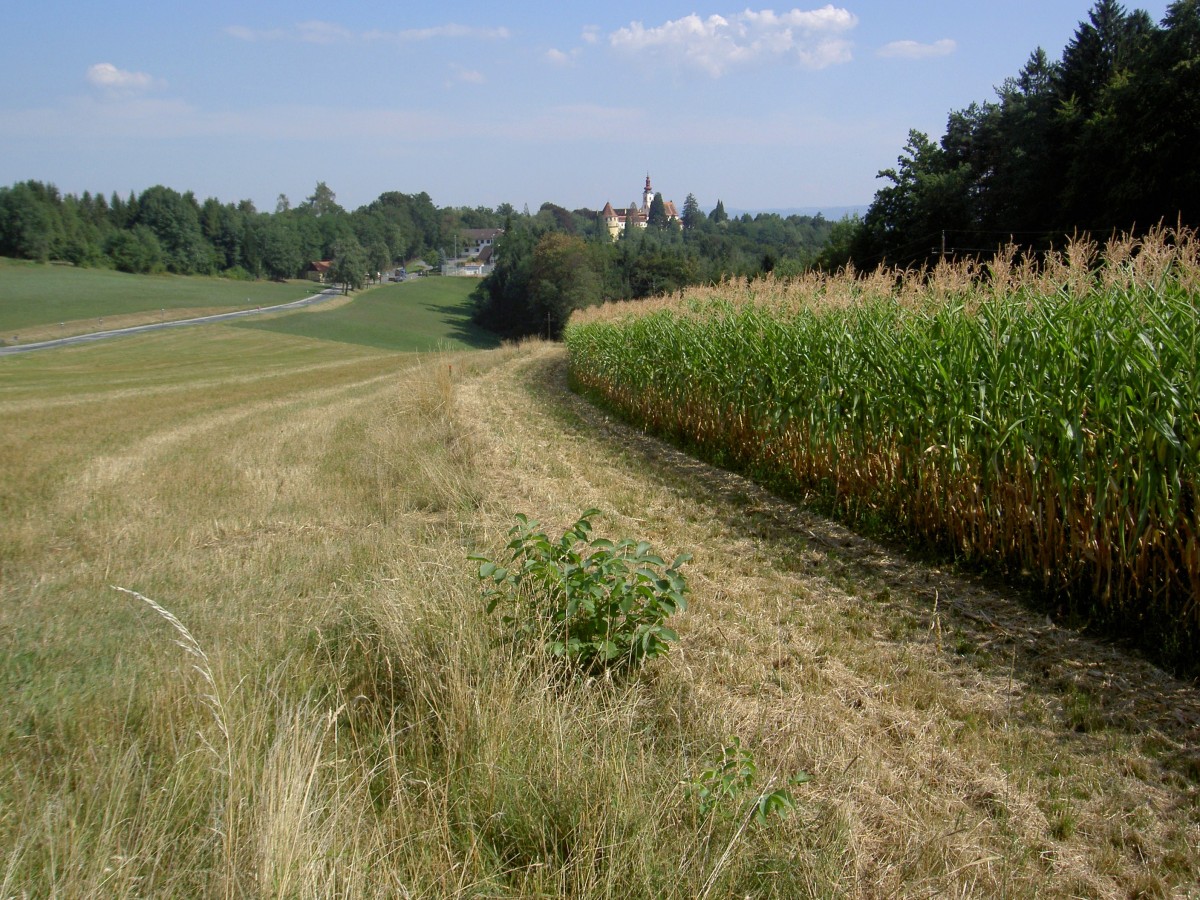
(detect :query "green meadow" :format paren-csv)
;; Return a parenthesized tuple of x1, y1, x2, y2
(0, 258, 315, 336)
(237, 276, 500, 351)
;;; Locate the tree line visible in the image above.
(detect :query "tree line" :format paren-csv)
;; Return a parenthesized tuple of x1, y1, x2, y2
(0, 177, 833, 313)
(472, 197, 834, 338)
(0, 179, 508, 286)
(822, 0, 1200, 270)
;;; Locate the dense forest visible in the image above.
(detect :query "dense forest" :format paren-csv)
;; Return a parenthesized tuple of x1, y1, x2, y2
(824, 0, 1200, 270)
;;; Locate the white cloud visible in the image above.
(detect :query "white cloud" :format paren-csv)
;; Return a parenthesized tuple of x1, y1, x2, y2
(225, 21, 509, 44)
(223, 25, 259, 41)
(372, 24, 510, 42)
(0, 94, 881, 157)
(86, 63, 163, 95)
(443, 65, 486, 89)
(294, 20, 355, 44)
(222, 21, 349, 43)
(877, 39, 956, 60)
(546, 48, 572, 66)
(609, 6, 858, 76)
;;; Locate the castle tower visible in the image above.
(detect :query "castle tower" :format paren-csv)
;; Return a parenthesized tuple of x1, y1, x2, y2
(643, 174, 654, 212)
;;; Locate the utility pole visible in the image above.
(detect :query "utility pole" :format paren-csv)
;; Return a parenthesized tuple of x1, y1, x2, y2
(941, 229, 946, 259)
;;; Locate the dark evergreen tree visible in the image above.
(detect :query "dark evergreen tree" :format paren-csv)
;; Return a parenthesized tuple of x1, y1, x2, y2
(836, 0, 1200, 268)
(471, 219, 539, 335)
(647, 193, 669, 229)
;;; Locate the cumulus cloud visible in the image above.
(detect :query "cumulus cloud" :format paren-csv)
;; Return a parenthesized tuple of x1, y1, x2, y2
(877, 38, 956, 60)
(86, 63, 163, 95)
(609, 6, 858, 76)
(226, 21, 509, 44)
(545, 48, 573, 66)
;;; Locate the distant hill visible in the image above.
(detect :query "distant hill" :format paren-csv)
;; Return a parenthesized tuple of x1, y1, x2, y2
(726, 205, 868, 220)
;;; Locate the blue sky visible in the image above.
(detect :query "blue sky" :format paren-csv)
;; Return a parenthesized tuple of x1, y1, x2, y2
(0, 1, 1173, 215)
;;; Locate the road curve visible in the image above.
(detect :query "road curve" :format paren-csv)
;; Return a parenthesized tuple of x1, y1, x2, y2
(0, 287, 344, 357)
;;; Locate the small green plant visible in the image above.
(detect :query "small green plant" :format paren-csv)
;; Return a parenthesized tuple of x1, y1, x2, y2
(691, 737, 811, 824)
(470, 508, 690, 675)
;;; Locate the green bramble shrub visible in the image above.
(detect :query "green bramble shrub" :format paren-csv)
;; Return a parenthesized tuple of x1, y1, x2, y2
(470, 509, 690, 675)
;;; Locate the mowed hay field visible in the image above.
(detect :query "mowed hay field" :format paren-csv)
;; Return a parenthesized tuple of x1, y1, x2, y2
(1, 302, 1199, 893)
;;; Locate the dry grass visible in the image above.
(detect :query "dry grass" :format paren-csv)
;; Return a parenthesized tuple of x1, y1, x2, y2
(1, 328, 1197, 897)
(459, 345, 1200, 898)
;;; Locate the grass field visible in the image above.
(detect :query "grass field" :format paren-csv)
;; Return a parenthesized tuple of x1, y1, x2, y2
(1, 286, 1198, 895)
(0, 258, 315, 342)
(237, 276, 499, 351)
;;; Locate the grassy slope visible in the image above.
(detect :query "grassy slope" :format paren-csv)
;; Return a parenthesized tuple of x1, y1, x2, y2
(0, 328, 483, 896)
(1, 328, 1197, 896)
(235, 276, 500, 352)
(0, 258, 315, 334)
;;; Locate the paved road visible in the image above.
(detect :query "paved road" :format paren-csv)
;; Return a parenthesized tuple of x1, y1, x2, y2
(0, 287, 343, 357)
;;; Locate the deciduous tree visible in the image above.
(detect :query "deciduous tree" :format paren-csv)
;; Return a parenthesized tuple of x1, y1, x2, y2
(331, 237, 368, 293)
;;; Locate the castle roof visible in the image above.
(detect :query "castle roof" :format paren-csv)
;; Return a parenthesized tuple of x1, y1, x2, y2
(598, 176, 679, 237)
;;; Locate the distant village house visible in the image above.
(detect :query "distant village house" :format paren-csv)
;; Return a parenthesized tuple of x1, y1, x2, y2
(445, 227, 503, 276)
(306, 260, 332, 282)
(462, 228, 502, 257)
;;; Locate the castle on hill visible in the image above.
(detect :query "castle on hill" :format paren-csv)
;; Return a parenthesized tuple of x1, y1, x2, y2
(600, 176, 679, 240)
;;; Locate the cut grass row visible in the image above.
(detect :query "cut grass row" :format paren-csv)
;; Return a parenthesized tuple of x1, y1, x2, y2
(0, 327, 483, 895)
(0, 331, 833, 896)
(565, 229, 1200, 672)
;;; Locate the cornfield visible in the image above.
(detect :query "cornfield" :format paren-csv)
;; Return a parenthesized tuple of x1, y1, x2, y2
(565, 228, 1200, 669)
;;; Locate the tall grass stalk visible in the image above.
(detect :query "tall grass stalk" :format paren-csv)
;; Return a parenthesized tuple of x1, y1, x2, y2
(115, 586, 243, 896)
